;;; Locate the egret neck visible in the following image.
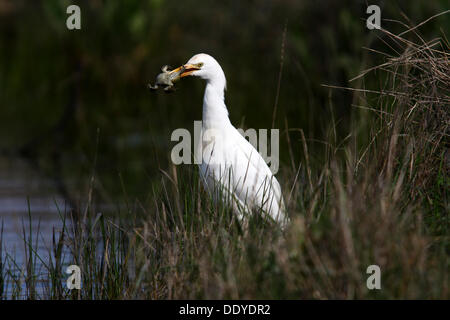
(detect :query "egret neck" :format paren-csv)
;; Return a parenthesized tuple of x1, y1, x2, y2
(202, 73, 229, 130)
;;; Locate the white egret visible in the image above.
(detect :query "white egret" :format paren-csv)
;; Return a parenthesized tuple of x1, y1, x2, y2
(171, 53, 288, 228)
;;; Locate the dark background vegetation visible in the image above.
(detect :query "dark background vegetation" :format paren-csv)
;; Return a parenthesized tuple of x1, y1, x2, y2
(0, 0, 447, 204)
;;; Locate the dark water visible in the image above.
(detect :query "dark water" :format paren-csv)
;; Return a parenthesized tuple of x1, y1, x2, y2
(0, 157, 71, 298)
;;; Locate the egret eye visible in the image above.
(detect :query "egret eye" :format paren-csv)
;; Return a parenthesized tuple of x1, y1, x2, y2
(196, 62, 204, 68)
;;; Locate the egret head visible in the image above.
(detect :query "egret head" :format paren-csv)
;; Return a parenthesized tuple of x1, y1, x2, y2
(172, 53, 226, 89)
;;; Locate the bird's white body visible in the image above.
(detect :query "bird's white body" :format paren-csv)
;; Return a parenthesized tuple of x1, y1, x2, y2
(182, 54, 288, 227)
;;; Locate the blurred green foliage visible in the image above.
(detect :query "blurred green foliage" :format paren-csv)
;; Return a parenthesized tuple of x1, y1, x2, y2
(0, 0, 448, 201)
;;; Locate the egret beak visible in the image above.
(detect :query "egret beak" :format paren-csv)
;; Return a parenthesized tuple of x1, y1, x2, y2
(165, 66, 185, 82)
(166, 63, 202, 82)
(180, 63, 202, 78)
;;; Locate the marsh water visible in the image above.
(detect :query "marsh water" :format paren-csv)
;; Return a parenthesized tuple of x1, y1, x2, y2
(0, 156, 70, 297)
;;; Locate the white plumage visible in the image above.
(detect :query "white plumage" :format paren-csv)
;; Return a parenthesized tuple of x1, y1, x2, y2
(178, 53, 288, 228)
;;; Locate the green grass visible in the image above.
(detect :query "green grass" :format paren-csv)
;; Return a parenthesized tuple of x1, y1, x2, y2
(0, 24, 449, 300)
